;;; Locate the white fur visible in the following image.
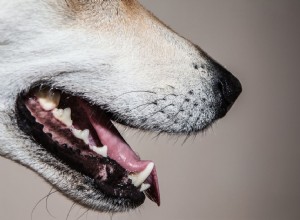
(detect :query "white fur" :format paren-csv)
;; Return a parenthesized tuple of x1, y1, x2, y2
(0, 0, 225, 212)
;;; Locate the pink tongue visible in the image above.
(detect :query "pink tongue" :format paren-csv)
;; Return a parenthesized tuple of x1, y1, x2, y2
(81, 101, 160, 205)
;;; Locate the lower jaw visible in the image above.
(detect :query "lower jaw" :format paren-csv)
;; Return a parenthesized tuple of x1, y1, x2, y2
(15, 91, 147, 208)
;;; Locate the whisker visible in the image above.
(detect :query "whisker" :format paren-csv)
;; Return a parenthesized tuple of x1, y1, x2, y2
(143, 103, 175, 122)
(151, 131, 164, 140)
(76, 209, 90, 220)
(85, 210, 89, 220)
(74, 206, 83, 218)
(126, 101, 156, 113)
(31, 190, 57, 220)
(127, 93, 180, 113)
(156, 99, 186, 128)
(65, 202, 76, 220)
(111, 90, 157, 103)
(182, 133, 192, 145)
(45, 187, 57, 218)
(109, 213, 114, 220)
(172, 134, 181, 145)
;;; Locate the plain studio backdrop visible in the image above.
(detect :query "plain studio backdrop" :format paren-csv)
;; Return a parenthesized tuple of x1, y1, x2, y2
(1, 0, 300, 220)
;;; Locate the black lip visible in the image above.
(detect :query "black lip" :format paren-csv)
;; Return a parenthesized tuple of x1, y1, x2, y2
(15, 89, 146, 208)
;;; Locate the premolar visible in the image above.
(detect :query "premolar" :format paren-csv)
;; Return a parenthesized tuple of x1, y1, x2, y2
(73, 129, 90, 145)
(53, 108, 73, 127)
(90, 145, 108, 158)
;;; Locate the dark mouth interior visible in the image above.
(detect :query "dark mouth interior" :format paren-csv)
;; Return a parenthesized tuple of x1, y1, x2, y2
(16, 85, 160, 207)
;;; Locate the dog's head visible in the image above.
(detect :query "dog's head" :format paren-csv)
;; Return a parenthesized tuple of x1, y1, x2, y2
(0, 0, 241, 212)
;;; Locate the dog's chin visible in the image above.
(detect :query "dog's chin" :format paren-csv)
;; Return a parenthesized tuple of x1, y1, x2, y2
(15, 84, 161, 212)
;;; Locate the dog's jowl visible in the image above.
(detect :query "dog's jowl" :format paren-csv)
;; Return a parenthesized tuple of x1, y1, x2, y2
(0, 0, 241, 212)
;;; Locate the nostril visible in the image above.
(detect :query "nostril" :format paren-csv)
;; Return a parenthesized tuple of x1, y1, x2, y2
(207, 60, 242, 118)
(216, 75, 242, 105)
(216, 81, 224, 94)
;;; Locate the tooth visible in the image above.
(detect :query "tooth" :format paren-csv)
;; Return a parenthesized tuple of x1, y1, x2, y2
(54, 109, 63, 117)
(72, 129, 90, 145)
(140, 183, 151, 192)
(90, 145, 108, 157)
(129, 162, 154, 187)
(81, 129, 90, 144)
(53, 108, 73, 127)
(36, 89, 60, 111)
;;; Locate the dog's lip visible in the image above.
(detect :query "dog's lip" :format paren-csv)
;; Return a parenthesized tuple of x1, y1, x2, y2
(20, 87, 160, 206)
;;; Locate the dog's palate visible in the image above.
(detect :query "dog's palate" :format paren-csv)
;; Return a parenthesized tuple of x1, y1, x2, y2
(23, 87, 160, 206)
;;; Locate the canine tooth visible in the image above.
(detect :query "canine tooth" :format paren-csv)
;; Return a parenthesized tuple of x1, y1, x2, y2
(36, 90, 60, 111)
(129, 162, 154, 187)
(140, 183, 151, 192)
(53, 108, 73, 127)
(90, 145, 108, 158)
(73, 129, 90, 145)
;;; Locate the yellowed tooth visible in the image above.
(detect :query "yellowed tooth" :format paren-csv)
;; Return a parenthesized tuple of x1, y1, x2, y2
(72, 128, 89, 145)
(90, 145, 108, 158)
(36, 89, 60, 111)
(53, 108, 73, 127)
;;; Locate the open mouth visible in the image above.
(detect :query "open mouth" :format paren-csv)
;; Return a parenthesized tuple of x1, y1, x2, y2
(16, 85, 160, 208)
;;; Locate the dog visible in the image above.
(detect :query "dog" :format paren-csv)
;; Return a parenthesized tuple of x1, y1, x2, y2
(0, 0, 242, 213)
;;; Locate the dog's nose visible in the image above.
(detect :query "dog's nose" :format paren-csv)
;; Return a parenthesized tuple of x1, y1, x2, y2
(209, 61, 242, 113)
(216, 69, 242, 105)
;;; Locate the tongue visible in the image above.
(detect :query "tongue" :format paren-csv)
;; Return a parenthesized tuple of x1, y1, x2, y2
(81, 101, 160, 206)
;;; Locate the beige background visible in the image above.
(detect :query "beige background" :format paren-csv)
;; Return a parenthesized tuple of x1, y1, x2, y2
(1, 0, 300, 219)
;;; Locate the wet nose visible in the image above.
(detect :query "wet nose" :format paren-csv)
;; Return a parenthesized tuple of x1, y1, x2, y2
(216, 69, 242, 105)
(210, 61, 242, 110)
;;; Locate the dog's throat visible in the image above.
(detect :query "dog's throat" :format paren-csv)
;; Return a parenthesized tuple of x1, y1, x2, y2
(16, 87, 160, 206)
